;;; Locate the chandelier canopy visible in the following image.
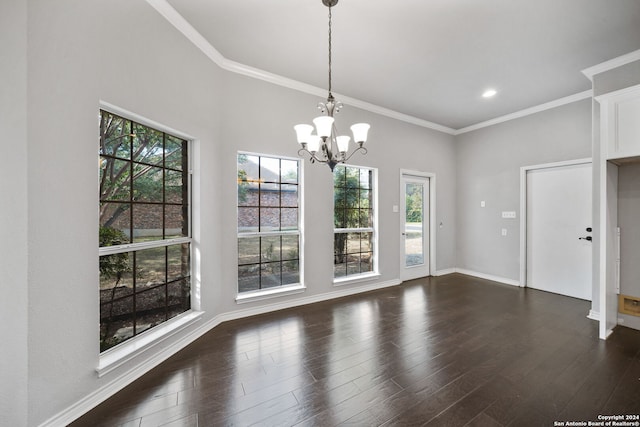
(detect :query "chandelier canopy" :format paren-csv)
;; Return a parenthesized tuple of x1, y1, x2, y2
(294, 0, 370, 171)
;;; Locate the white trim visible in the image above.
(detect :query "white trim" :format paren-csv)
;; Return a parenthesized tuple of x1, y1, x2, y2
(434, 268, 456, 276)
(582, 49, 640, 81)
(455, 268, 520, 287)
(587, 309, 600, 321)
(236, 284, 306, 304)
(519, 158, 593, 287)
(41, 278, 400, 427)
(98, 236, 191, 256)
(99, 100, 195, 140)
(455, 90, 593, 135)
(334, 272, 381, 286)
(96, 310, 204, 377)
(598, 122, 609, 340)
(594, 83, 640, 103)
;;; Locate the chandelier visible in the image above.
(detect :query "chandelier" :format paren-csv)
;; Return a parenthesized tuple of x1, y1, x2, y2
(294, 0, 370, 171)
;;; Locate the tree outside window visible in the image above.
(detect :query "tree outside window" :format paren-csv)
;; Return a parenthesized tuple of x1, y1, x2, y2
(333, 165, 376, 279)
(99, 110, 191, 352)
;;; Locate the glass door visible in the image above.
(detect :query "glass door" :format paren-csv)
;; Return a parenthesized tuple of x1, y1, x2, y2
(401, 174, 430, 280)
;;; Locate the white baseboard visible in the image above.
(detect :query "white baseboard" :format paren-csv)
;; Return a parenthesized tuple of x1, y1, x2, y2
(454, 268, 521, 287)
(587, 309, 600, 321)
(617, 313, 640, 332)
(41, 278, 401, 427)
(434, 268, 456, 276)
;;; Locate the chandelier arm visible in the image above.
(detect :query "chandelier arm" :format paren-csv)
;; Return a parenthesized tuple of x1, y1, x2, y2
(341, 146, 368, 163)
(297, 147, 329, 165)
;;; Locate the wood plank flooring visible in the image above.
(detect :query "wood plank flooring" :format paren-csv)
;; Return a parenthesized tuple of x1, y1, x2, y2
(71, 274, 640, 426)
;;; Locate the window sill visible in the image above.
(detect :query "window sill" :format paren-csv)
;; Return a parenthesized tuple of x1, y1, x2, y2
(236, 284, 306, 304)
(333, 272, 381, 286)
(96, 310, 204, 377)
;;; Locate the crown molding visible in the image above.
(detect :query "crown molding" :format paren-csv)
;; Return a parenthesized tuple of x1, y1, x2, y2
(454, 90, 593, 135)
(147, 0, 599, 136)
(581, 49, 640, 82)
(145, 0, 457, 135)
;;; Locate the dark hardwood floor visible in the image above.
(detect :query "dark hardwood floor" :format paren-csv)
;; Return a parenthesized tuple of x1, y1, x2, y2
(71, 274, 640, 426)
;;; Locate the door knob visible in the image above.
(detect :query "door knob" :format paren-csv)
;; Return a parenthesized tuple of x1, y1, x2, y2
(579, 236, 592, 241)
(586, 227, 592, 232)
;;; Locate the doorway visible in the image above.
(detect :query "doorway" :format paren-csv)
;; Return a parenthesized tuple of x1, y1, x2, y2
(400, 172, 433, 281)
(521, 160, 592, 300)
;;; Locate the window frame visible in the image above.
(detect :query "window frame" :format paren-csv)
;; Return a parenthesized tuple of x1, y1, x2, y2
(97, 104, 200, 368)
(236, 151, 304, 302)
(333, 164, 379, 284)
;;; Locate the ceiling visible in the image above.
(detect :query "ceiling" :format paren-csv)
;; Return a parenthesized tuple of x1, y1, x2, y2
(164, 0, 640, 131)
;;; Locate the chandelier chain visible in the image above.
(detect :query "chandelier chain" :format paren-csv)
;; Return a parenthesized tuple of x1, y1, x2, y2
(294, 0, 369, 171)
(328, 5, 332, 97)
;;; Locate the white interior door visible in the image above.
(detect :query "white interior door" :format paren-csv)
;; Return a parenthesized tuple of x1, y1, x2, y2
(401, 174, 430, 281)
(526, 163, 592, 300)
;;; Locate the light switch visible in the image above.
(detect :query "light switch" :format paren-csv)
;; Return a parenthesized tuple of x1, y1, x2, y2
(480, 201, 486, 208)
(501, 228, 508, 236)
(392, 205, 399, 213)
(502, 211, 516, 219)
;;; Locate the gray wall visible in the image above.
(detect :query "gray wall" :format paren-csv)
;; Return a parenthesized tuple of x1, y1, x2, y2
(455, 100, 593, 281)
(18, 0, 457, 425)
(26, 0, 223, 424)
(0, 1, 28, 426)
(215, 72, 457, 314)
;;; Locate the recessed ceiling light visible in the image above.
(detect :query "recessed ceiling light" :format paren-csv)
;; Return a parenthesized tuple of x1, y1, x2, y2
(482, 89, 497, 98)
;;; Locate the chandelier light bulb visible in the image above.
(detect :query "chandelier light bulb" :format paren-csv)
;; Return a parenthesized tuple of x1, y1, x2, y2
(307, 135, 321, 153)
(336, 136, 350, 153)
(350, 123, 370, 144)
(313, 116, 334, 139)
(294, 124, 314, 144)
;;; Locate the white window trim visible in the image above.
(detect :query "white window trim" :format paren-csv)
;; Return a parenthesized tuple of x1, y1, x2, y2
(332, 164, 379, 284)
(98, 236, 192, 256)
(98, 102, 200, 365)
(334, 272, 381, 286)
(235, 283, 306, 304)
(96, 309, 204, 377)
(236, 152, 304, 299)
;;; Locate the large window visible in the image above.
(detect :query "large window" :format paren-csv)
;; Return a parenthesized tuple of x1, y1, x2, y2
(333, 165, 376, 279)
(99, 110, 191, 352)
(237, 153, 301, 294)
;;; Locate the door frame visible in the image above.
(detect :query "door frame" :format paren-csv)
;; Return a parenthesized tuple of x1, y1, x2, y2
(400, 169, 437, 280)
(519, 158, 592, 287)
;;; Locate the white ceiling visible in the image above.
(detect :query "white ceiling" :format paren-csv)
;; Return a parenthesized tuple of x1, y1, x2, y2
(164, 0, 640, 130)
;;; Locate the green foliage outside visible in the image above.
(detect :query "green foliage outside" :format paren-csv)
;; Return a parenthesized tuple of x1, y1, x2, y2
(99, 226, 131, 282)
(405, 183, 423, 223)
(333, 166, 371, 264)
(99, 111, 185, 229)
(237, 153, 249, 204)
